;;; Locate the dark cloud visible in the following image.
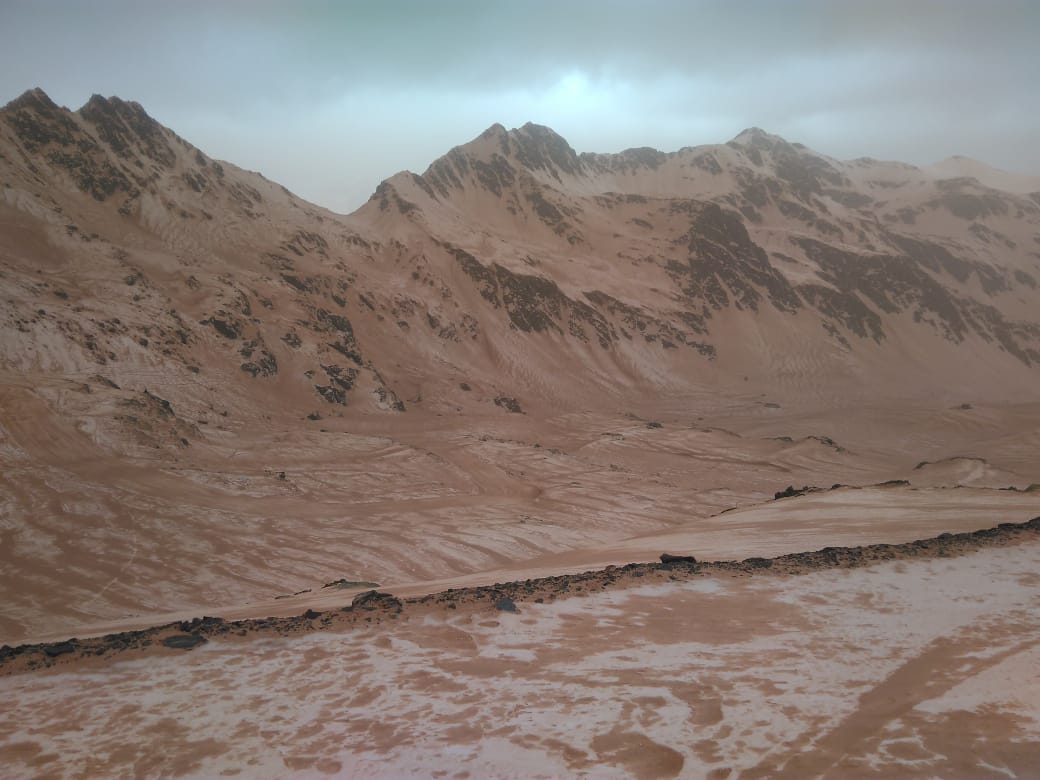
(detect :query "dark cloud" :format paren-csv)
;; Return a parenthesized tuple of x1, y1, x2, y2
(1, 0, 1037, 212)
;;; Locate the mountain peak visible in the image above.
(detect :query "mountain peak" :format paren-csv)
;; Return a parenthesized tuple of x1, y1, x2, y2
(729, 126, 791, 150)
(2, 87, 58, 113)
(502, 122, 581, 179)
(478, 122, 508, 140)
(77, 93, 175, 165)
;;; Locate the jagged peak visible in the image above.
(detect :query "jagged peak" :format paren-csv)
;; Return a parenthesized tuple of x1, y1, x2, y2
(512, 121, 567, 140)
(501, 122, 582, 179)
(728, 126, 794, 151)
(81, 93, 147, 117)
(78, 93, 162, 131)
(478, 122, 508, 140)
(78, 93, 175, 166)
(2, 87, 60, 114)
(731, 126, 774, 142)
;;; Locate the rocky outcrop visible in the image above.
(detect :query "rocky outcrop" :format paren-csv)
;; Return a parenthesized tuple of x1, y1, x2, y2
(161, 634, 207, 650)
(3, 516, 1038, 676)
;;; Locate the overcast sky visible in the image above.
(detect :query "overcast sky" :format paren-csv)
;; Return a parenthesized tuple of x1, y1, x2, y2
(1, 0, 1037, 213)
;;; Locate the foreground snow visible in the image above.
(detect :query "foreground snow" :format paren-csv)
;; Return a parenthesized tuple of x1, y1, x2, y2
(2, 541, 1038, 779)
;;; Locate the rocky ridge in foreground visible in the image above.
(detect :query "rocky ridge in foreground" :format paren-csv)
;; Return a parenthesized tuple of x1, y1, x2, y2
(3, 514, 1037, 678)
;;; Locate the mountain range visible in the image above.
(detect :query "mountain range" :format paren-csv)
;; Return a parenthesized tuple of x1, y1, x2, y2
(3, 87, 1040, 428)
(2, 88, 1040, 643)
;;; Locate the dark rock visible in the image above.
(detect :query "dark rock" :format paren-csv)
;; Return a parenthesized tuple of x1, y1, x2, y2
(494, 597, 517, 612)
(743, 557, 773, 569)
(302, 609, 322, 619)
(774, 485, 812, 500)
(322, 578, 379, 590)
(494, 395, 523, 413)
(43, 641, 76, 657)
(177, 616, 224, 632)
(162, 634, 206, 650)
(351, 590, 403, 611)
(659, 553, 697, 565)
(202, 317, 240, 340)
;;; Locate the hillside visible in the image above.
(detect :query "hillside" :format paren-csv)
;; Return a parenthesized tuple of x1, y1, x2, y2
(1, 89, 1039, 644)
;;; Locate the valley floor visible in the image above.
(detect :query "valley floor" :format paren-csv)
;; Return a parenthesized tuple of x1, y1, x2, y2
(2, 390, 1039, 778)
(1, 534, 1038, 779)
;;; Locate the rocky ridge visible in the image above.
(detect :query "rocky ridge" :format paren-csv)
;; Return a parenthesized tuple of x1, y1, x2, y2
(2, 514, 1037, 677)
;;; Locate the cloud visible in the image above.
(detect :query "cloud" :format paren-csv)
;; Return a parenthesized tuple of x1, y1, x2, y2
(1, 0, 1037, 212)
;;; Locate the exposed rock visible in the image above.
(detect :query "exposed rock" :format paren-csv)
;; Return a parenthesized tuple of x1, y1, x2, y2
(494, 396, 523, 414)
(774, 485, 818, 500)
(659, 553, 697, 565)
(742, 557, 773, 569)
(494, 597, 518, 612)
(177, 616, 224, 632)
(351, 590, 403, 611)
(161, 634, 206, 650)
(322, 579, 380, 590)
(43, 641, 76, 658)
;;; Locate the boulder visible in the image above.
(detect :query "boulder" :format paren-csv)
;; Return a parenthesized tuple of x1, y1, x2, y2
(351, 590, 403, 611)
(494, 597, 517, 612)
(43, 641, 76, 657)
(659, 553, 697, 565)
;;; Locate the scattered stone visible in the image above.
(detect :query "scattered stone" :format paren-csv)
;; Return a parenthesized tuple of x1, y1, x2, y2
(322, 578, 380, 590)
(161, 634, 206, 650)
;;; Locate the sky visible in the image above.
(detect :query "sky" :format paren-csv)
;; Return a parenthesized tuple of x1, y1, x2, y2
(1, 0, 1038, 214)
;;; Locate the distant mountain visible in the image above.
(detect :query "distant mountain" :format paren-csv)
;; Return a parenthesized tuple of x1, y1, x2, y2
(2, 88, 1040, 440)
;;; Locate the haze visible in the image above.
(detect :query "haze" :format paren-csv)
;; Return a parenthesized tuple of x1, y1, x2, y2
(1, 0, 1037, 213)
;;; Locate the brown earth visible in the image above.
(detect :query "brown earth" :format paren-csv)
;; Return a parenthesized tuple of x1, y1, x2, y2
(1, 90, 1039, 778)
